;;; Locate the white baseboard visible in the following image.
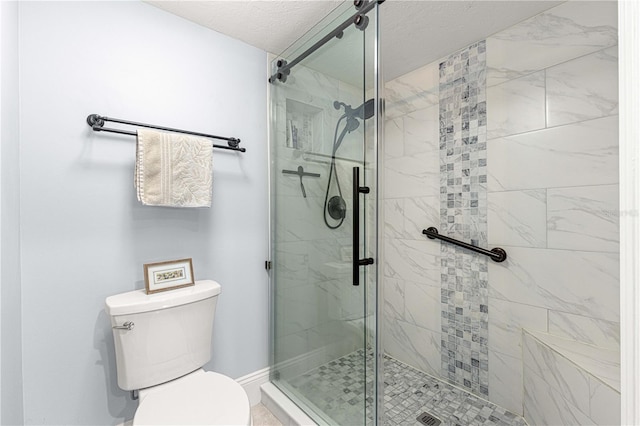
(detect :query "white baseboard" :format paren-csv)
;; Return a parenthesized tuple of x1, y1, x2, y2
(236, 366, 271, 406)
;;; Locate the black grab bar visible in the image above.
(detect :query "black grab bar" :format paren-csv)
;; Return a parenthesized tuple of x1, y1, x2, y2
(422, 227, 507, 263)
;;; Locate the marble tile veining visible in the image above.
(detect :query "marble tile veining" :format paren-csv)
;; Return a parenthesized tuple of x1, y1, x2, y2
(488, 298, 547, 359)
(487, 115, 619, 192)
(546, 45, 619, 127)
(385, 199, 408, 239)
(404, 281, 441, 333)
(385, 117, 404, 159)
(589, 376, 621, 425)
(487, 189, 547, 248)
(383, 238, 440, 284)
(385, 153, 440, 199)
(524, 366, 596, 426)
(385, 62, 439, 119)
(404, 105, 439, 156)
(489, 246, 619, 322)
(523, 332, 591, 414)
(486, 1, 617, 86)
(488, 351, 524, 416)
(385, 318, 441, 378)
(547, 184, 620, 253)
(526, 330, 620, 392)
(522, 330, 620, 426)
(404, 196, 440, 240)
(383, 277, 405, 322)
(487, 71, 546, 139)
(548, 310, 620, 350)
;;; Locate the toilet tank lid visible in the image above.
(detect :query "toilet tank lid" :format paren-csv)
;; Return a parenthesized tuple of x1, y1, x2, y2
(105, 280, 221, 316)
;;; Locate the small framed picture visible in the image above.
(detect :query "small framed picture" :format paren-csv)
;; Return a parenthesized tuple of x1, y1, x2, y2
(144, 258, 194, 294)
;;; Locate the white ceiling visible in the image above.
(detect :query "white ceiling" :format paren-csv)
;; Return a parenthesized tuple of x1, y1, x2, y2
(147, 0, 562, 81)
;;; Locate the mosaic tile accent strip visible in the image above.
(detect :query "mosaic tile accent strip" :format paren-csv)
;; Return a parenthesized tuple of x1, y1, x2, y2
(438, 40, 489, 397)
(286, 349, 526, 426)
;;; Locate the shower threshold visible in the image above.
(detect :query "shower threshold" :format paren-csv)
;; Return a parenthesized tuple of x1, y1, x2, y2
(285, 349, 527, 426)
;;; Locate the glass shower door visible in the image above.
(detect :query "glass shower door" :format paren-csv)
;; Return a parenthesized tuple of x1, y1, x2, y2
(268, 2, 379, 425)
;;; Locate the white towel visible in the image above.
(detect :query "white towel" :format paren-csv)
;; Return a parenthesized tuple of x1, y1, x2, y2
(135, 129, 213, 208)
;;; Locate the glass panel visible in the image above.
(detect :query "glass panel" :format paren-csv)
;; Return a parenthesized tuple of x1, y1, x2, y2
(269, 3, 379, 425)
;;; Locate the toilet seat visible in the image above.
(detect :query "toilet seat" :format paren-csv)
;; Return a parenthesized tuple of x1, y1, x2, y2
(133, 370, 251, 425)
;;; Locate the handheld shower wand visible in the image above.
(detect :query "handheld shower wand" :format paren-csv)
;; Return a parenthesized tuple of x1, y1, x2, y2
(323, 98, 375, 229)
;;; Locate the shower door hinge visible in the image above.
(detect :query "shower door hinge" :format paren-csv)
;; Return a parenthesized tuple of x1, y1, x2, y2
(265, 261, 272, 271)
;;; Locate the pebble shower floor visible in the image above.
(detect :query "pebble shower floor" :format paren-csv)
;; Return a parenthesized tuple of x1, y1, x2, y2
(287, 349, 527, 426)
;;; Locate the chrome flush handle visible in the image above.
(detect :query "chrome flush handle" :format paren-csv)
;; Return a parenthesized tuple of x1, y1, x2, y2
(112, 321, 134, 331)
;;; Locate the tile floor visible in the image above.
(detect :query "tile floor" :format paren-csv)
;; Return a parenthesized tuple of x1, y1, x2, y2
(252, 403, 283, 426)
(285, 349, 528, 426)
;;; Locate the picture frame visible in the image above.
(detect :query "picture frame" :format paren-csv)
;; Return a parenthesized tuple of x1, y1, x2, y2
(144, 258, 195, 294)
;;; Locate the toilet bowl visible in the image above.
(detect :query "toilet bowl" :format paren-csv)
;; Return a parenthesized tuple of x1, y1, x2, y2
(105, 280, 251, 426)
(133, 370, 251, 425)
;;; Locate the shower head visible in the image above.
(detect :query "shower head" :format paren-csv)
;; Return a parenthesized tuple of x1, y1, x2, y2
(331, 98, 376, 154)
(333, 98, 375, 120)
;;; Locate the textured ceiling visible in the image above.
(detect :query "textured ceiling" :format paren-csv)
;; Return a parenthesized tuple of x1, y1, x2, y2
(146, 0, 562, 81)
(145, 1, 344, 55)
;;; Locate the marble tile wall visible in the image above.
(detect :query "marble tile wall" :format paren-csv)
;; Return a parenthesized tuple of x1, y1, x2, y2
(382, 60, 442, 378)
(382, 0, 619, 417)
(485, 0, 619, 415)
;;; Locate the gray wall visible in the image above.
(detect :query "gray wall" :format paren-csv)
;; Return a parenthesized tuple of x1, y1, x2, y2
(15, 2, 268, 424)
(1, 1, 24, 424)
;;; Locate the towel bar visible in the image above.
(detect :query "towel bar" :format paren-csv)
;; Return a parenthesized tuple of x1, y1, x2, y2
(86, 114, 246, 152)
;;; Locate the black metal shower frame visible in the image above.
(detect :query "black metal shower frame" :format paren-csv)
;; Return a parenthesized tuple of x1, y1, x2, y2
(268, 0, 384, 84)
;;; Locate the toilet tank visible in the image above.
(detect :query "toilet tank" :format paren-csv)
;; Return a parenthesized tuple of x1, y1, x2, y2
(105, 280, 221, 391)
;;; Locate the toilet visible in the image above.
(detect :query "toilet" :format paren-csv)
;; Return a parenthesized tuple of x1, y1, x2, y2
(105, 280, 252, 425)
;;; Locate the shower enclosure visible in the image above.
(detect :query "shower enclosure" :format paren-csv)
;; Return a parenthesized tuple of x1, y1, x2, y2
(269, 1, 620, 425)
(268, 2, 381, 425)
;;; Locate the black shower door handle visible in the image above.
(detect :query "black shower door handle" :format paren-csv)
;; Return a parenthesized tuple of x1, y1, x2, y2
(352, 167, 374, 286)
